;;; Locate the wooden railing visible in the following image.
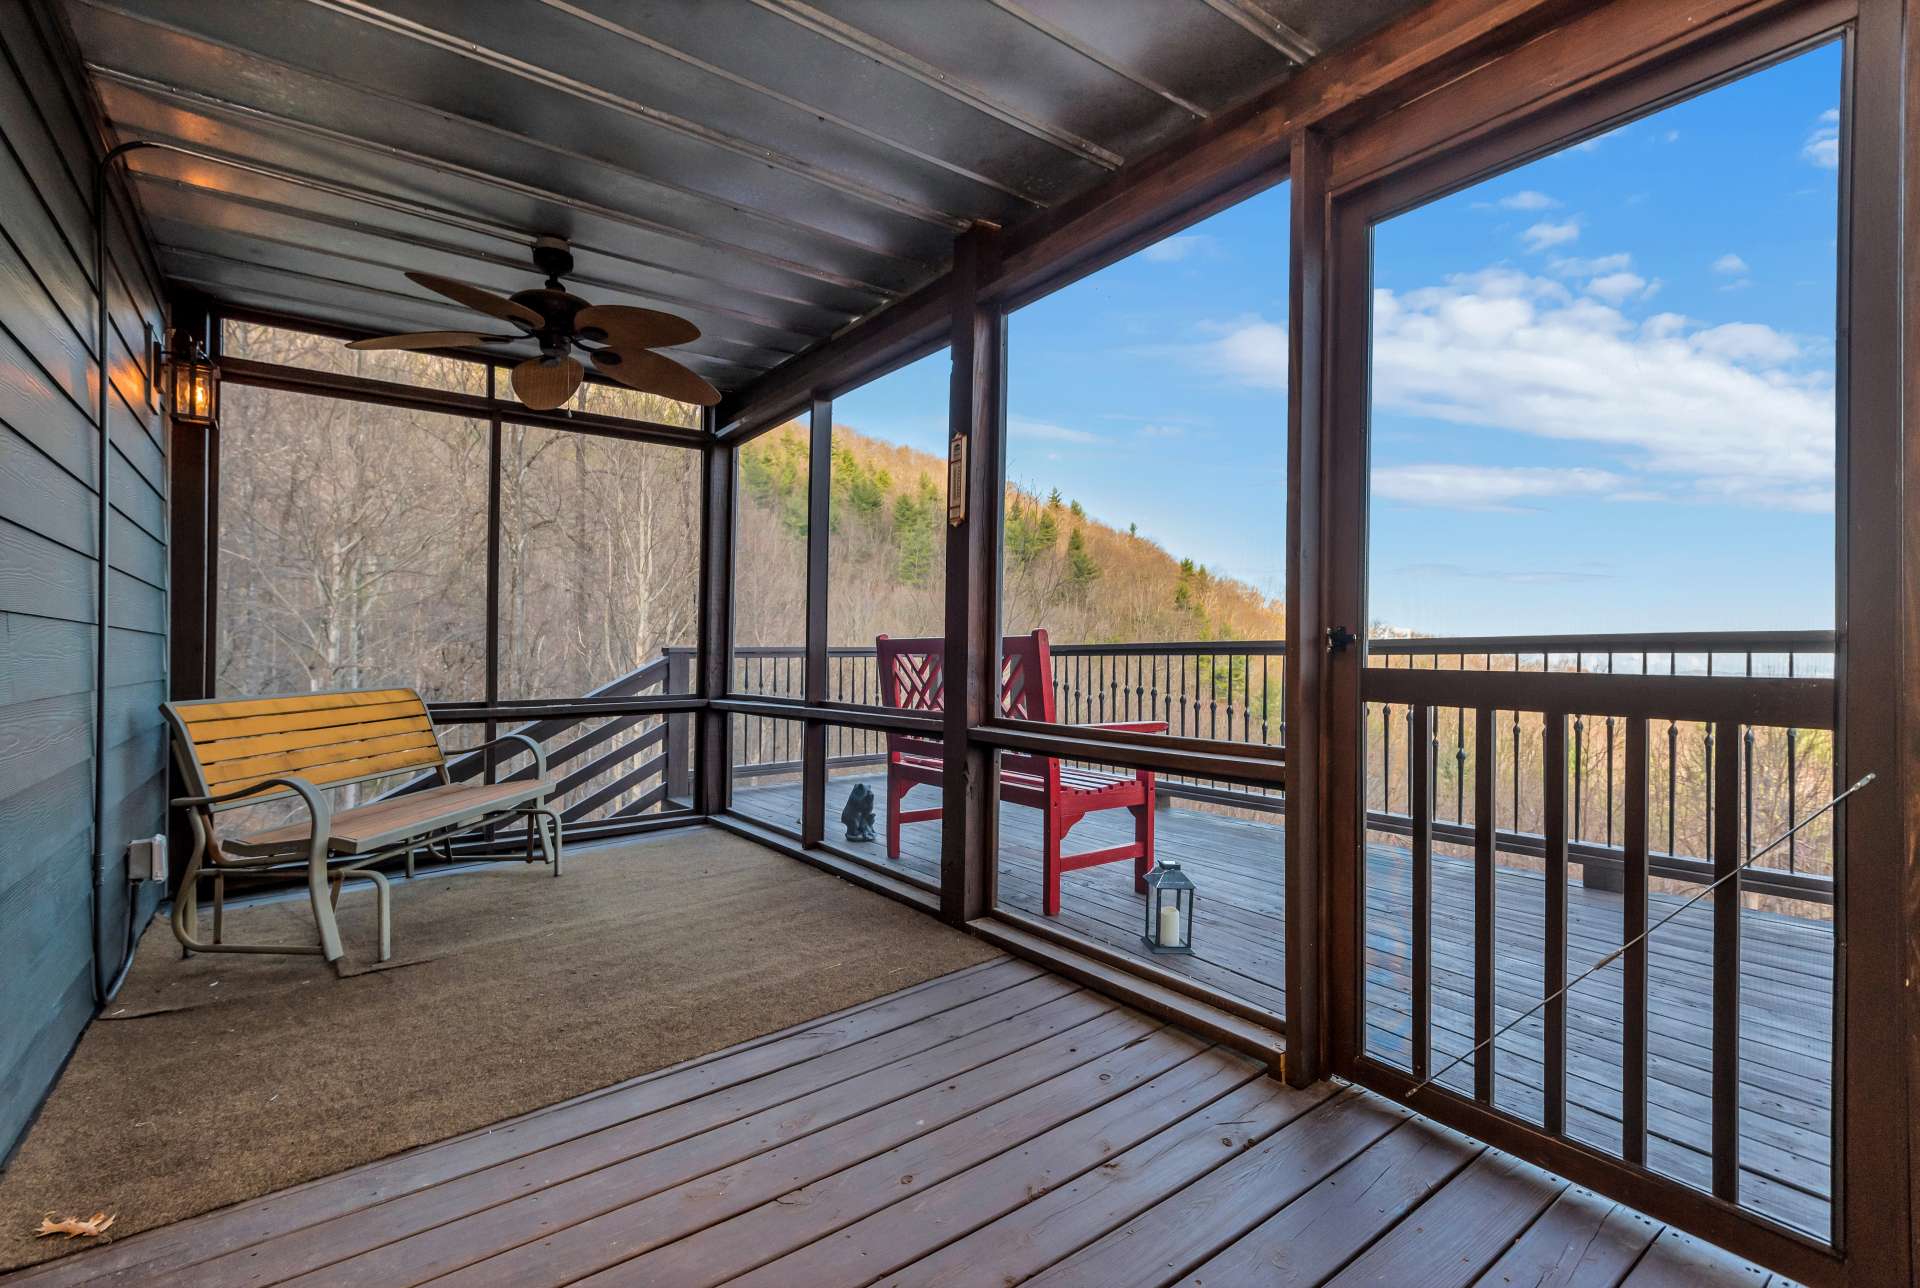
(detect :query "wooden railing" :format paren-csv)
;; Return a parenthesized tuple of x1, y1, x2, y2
(404, 651, 698, 841)
(1354, 630, 1839, 1244)
(729, 632, 1838, 905)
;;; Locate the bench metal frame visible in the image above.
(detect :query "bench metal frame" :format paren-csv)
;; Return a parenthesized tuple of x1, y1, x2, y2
(163, 693, 563, 972)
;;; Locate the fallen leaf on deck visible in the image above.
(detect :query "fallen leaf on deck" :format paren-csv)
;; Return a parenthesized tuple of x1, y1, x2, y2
(36, 1212, 116, 1239)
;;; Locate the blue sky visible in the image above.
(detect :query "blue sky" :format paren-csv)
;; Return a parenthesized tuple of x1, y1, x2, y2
(830, 41, 1841, 637)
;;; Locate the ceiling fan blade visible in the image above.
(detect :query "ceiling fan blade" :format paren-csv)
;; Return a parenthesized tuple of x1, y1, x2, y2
(511, 356, 584, 410)
(345, 330, 513, 351)
(574, 304, 700, 350)
(406, 272, 543, 327)
(591, 348, 720, 406)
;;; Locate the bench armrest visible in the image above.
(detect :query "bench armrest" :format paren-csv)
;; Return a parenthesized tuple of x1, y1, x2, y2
(173, 775, 334, 849)
(463, 732, 548, 788)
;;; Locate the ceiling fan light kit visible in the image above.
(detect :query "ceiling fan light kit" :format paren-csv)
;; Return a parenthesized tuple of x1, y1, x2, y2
(344, 236, 721, 410)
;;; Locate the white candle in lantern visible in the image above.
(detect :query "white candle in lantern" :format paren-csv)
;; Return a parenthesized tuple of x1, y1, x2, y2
(1158, 903, 1182, 948)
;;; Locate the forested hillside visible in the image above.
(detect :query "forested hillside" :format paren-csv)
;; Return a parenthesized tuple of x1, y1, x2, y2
(733, 418, 1287, 649)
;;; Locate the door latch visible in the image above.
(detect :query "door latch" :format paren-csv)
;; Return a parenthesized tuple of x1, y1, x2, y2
(1326, 625, 1357, 653)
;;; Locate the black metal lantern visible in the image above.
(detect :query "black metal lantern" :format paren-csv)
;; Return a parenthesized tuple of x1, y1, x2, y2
(165, 336, 220, 426)
(1141, 860, 1195, 955)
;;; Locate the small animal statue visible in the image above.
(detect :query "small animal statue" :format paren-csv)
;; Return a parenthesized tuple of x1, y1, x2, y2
(842, 784, 878, 842)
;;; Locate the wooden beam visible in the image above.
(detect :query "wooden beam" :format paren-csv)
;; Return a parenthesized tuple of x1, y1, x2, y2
(218, 356, 707, 449)
(941, 225, 1004, 925)
(1283, 125, 1329, 1086)
(1331, 0, 1848, 192)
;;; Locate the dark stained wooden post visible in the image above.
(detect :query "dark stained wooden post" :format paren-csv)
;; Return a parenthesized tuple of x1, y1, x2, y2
(1710, 717, 1741, 1201)
(1542, 711, 1568, 1136)
(1621, 715, 1649, 1164)
(1842, 0, 1915, 1274)
(695, 408, 735, 816)
(1322, 162, 1373, 1075)
(1472, 705, 1496, 1103)
(1409, 701, 1433, 1083)
(165, 293, 215, 890)
(1283, 126, 1329, 1086)
(801, 395, 832, 846)
(941, 224, 1004, 926)
(166, 291, 216, 703)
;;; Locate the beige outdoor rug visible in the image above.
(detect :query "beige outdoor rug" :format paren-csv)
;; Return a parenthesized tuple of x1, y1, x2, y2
(0, 827, 995, 1270)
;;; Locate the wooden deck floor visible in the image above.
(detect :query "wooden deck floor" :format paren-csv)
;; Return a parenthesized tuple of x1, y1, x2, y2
(6, 958, 1790, 1288)
(735, 775, 1835, 1238)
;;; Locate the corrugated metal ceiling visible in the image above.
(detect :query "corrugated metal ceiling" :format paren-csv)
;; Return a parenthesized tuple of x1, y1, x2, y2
(62, 0, 1422, 393)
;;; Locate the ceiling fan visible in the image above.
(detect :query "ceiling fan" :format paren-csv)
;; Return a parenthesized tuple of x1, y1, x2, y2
(345, 236, 720, 409)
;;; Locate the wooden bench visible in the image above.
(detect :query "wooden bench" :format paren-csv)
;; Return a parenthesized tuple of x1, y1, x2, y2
(876, 630, 1163, 916)
(162, 688, 562, 969)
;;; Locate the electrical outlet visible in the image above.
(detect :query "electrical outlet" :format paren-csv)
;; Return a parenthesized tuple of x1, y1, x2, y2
(128, 834, 167, 883)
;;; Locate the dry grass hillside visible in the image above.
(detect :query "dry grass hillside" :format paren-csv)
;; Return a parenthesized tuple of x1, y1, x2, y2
(734, 419, 1286, 650)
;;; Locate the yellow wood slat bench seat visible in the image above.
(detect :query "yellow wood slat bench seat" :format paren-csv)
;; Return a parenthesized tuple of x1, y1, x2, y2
(162, 688, 564, 971)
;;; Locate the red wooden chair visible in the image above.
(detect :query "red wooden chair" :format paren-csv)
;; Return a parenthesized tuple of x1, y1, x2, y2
(874, 629, 1165, 916)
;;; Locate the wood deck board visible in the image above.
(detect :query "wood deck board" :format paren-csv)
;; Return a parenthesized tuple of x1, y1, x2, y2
(12, 962, 1783, 1288)
(737, 776, 1836, 1235)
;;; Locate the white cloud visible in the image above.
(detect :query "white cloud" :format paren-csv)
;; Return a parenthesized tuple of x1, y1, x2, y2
(1549, 253, 1631, 278)
(1712, 253, 1750, 275)
(1141, 234, 1212, 263)
(1361, 267, 1832, 511)
(1522, 219, 1580, 252)
(1803, 108, 1840, 169)
(1691, 322, 1799, 366)
(1586, 271, 1649, 305)
(1195, 263, 1834, 511)
(1008, 416, 1102, 445)
(1496, 190, 1560, 211)
(1198, 316, 1288, 391)
(1373, 464, 1626, 511)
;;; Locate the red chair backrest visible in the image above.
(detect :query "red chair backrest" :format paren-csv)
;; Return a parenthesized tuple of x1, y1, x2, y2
(876, 630, 1056, 723)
